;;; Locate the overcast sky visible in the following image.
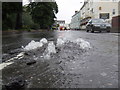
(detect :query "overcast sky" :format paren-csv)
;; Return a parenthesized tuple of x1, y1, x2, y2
(55, 0, 84, 24)
(23, 0, 84, 24)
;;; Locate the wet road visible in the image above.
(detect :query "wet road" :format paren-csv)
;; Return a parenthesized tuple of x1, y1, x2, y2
(2, 30, 58, 54)
(1, 30, 119, 88)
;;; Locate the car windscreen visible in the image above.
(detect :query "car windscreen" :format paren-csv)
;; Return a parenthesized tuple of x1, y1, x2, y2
(92, 19, 105, 23)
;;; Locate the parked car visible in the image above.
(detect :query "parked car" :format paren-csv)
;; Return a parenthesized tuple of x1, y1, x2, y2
(60, 26, 65, 30)
(86, 19, 111, 33)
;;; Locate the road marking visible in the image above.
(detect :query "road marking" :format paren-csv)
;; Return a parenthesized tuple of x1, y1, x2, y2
(0, 62, 13, 70)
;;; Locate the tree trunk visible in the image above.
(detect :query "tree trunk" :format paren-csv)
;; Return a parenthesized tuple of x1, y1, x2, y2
(15, 2, 22, 30)
(15, 12, 22, 30)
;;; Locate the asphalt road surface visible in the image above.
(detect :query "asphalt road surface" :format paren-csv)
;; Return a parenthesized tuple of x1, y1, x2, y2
(1, 30, 119, 89)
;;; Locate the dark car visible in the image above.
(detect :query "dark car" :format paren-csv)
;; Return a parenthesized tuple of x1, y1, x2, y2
(86, 19, 111, 33)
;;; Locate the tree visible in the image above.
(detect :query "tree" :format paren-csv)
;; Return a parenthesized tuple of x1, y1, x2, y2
(22, 6, 40, 30)
(27, 2, 58, 29)
(2, 2, 22, 30)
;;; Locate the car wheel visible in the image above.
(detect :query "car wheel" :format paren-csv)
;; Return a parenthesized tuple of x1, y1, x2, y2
(91, 30, 94, 33)
(90, 28, 94, 33)
(90, 27, 94, 33)
(86, 30, 89, 32)
(107, 30, 110, 33)
(99, 30, 101, 33)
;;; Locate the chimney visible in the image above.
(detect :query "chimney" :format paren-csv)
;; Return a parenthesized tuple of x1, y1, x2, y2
(75, 11, 78, 14)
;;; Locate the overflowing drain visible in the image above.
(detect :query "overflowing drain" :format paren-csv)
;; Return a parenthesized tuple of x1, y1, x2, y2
(1, 37, 91, 70)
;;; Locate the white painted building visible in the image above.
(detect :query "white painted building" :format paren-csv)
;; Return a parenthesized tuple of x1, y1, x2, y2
(56, 20, 65, 27)
(55, 20, 70, 29)
(80, 0, 120, 26)
(70, 11, 81, 30)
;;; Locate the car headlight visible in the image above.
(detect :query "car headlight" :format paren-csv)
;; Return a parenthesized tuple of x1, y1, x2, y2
(106, 24, 111, 27)
(94, 25, 100, 27)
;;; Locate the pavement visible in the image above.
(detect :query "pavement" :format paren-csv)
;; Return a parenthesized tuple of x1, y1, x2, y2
(1, 30, 119, 89)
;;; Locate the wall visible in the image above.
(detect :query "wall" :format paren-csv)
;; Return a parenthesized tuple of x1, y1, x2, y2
(70, 11, 81, 30)
(80, 0, 120, 23)
(111, 15, 120, 32)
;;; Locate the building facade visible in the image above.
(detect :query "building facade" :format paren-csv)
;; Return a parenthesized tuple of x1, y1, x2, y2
(70, 11, 81, 30)
(56, 20, 65, 27)
(80, 0, 120, 28)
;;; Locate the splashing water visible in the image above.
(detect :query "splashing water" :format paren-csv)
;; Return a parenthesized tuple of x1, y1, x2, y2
(43, 41, 56, 59)
(56, 38, 65, 47)
(47, 41, 56, 54)
(23, 38, 48, 51)
(40, 38, 48, 44)
(22, 37, 91, 60)
(1, 37, 92, 69)
(0, 62, 13, 70)
(74, 38, 91, 50)
(23, 40, 43, 51)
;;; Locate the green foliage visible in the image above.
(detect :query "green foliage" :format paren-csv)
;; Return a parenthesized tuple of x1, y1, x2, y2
(2, 2, 22, 30)
(22, 12, 33, 28)
(57, 24, 59, 27)
(2, 2, 58, 30)
(30, 23, 39, 30)
(22, 6, 40, 30)
(27, 2, 58, 29)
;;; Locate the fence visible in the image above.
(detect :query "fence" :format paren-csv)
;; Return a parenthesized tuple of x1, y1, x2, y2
(111, 15, 120, 33)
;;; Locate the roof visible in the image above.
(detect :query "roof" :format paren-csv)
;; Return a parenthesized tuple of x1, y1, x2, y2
(80, 1, 88, 10)
(72, 11, 80, 18)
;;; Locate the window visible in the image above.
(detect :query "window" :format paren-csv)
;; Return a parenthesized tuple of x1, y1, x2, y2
(91, 8, 94, 13)
(92, 19, 105, 23)
(99, 13, 110, 19)
(99, 7, 102, 10)
(82, 12, 85, 15)
(112, 0, 117, 2)
(113, 9, 115, 15)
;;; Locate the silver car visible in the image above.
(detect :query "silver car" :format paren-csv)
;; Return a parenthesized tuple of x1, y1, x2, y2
(86, 19, 111, 33)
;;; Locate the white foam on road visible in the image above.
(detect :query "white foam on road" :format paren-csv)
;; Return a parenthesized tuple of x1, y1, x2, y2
(21, 38, 91, 60)
(43, 38, 91, 59)
(23, 37, 91, 51)
(74, 38, 91, 50)
(47, 41, 56, 54)
(23, 38, 48, 51)
(1, 37, 91, 70)
(24, 40, 43, 51)
(56, 37, 91, 50)
(40, 38, 48, 44)
(43, 41, 56, 59)
(56, 38, 65, 47)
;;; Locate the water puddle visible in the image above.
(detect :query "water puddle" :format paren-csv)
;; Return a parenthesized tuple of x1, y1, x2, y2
(2, 37, 92, 88)
(2, 37, 92, 70)
(0, 62, 13, 70)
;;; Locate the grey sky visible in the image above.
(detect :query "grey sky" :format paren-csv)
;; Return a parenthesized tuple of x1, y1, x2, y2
(55, 0, 84, 24)
(23, 0, 84, 24)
